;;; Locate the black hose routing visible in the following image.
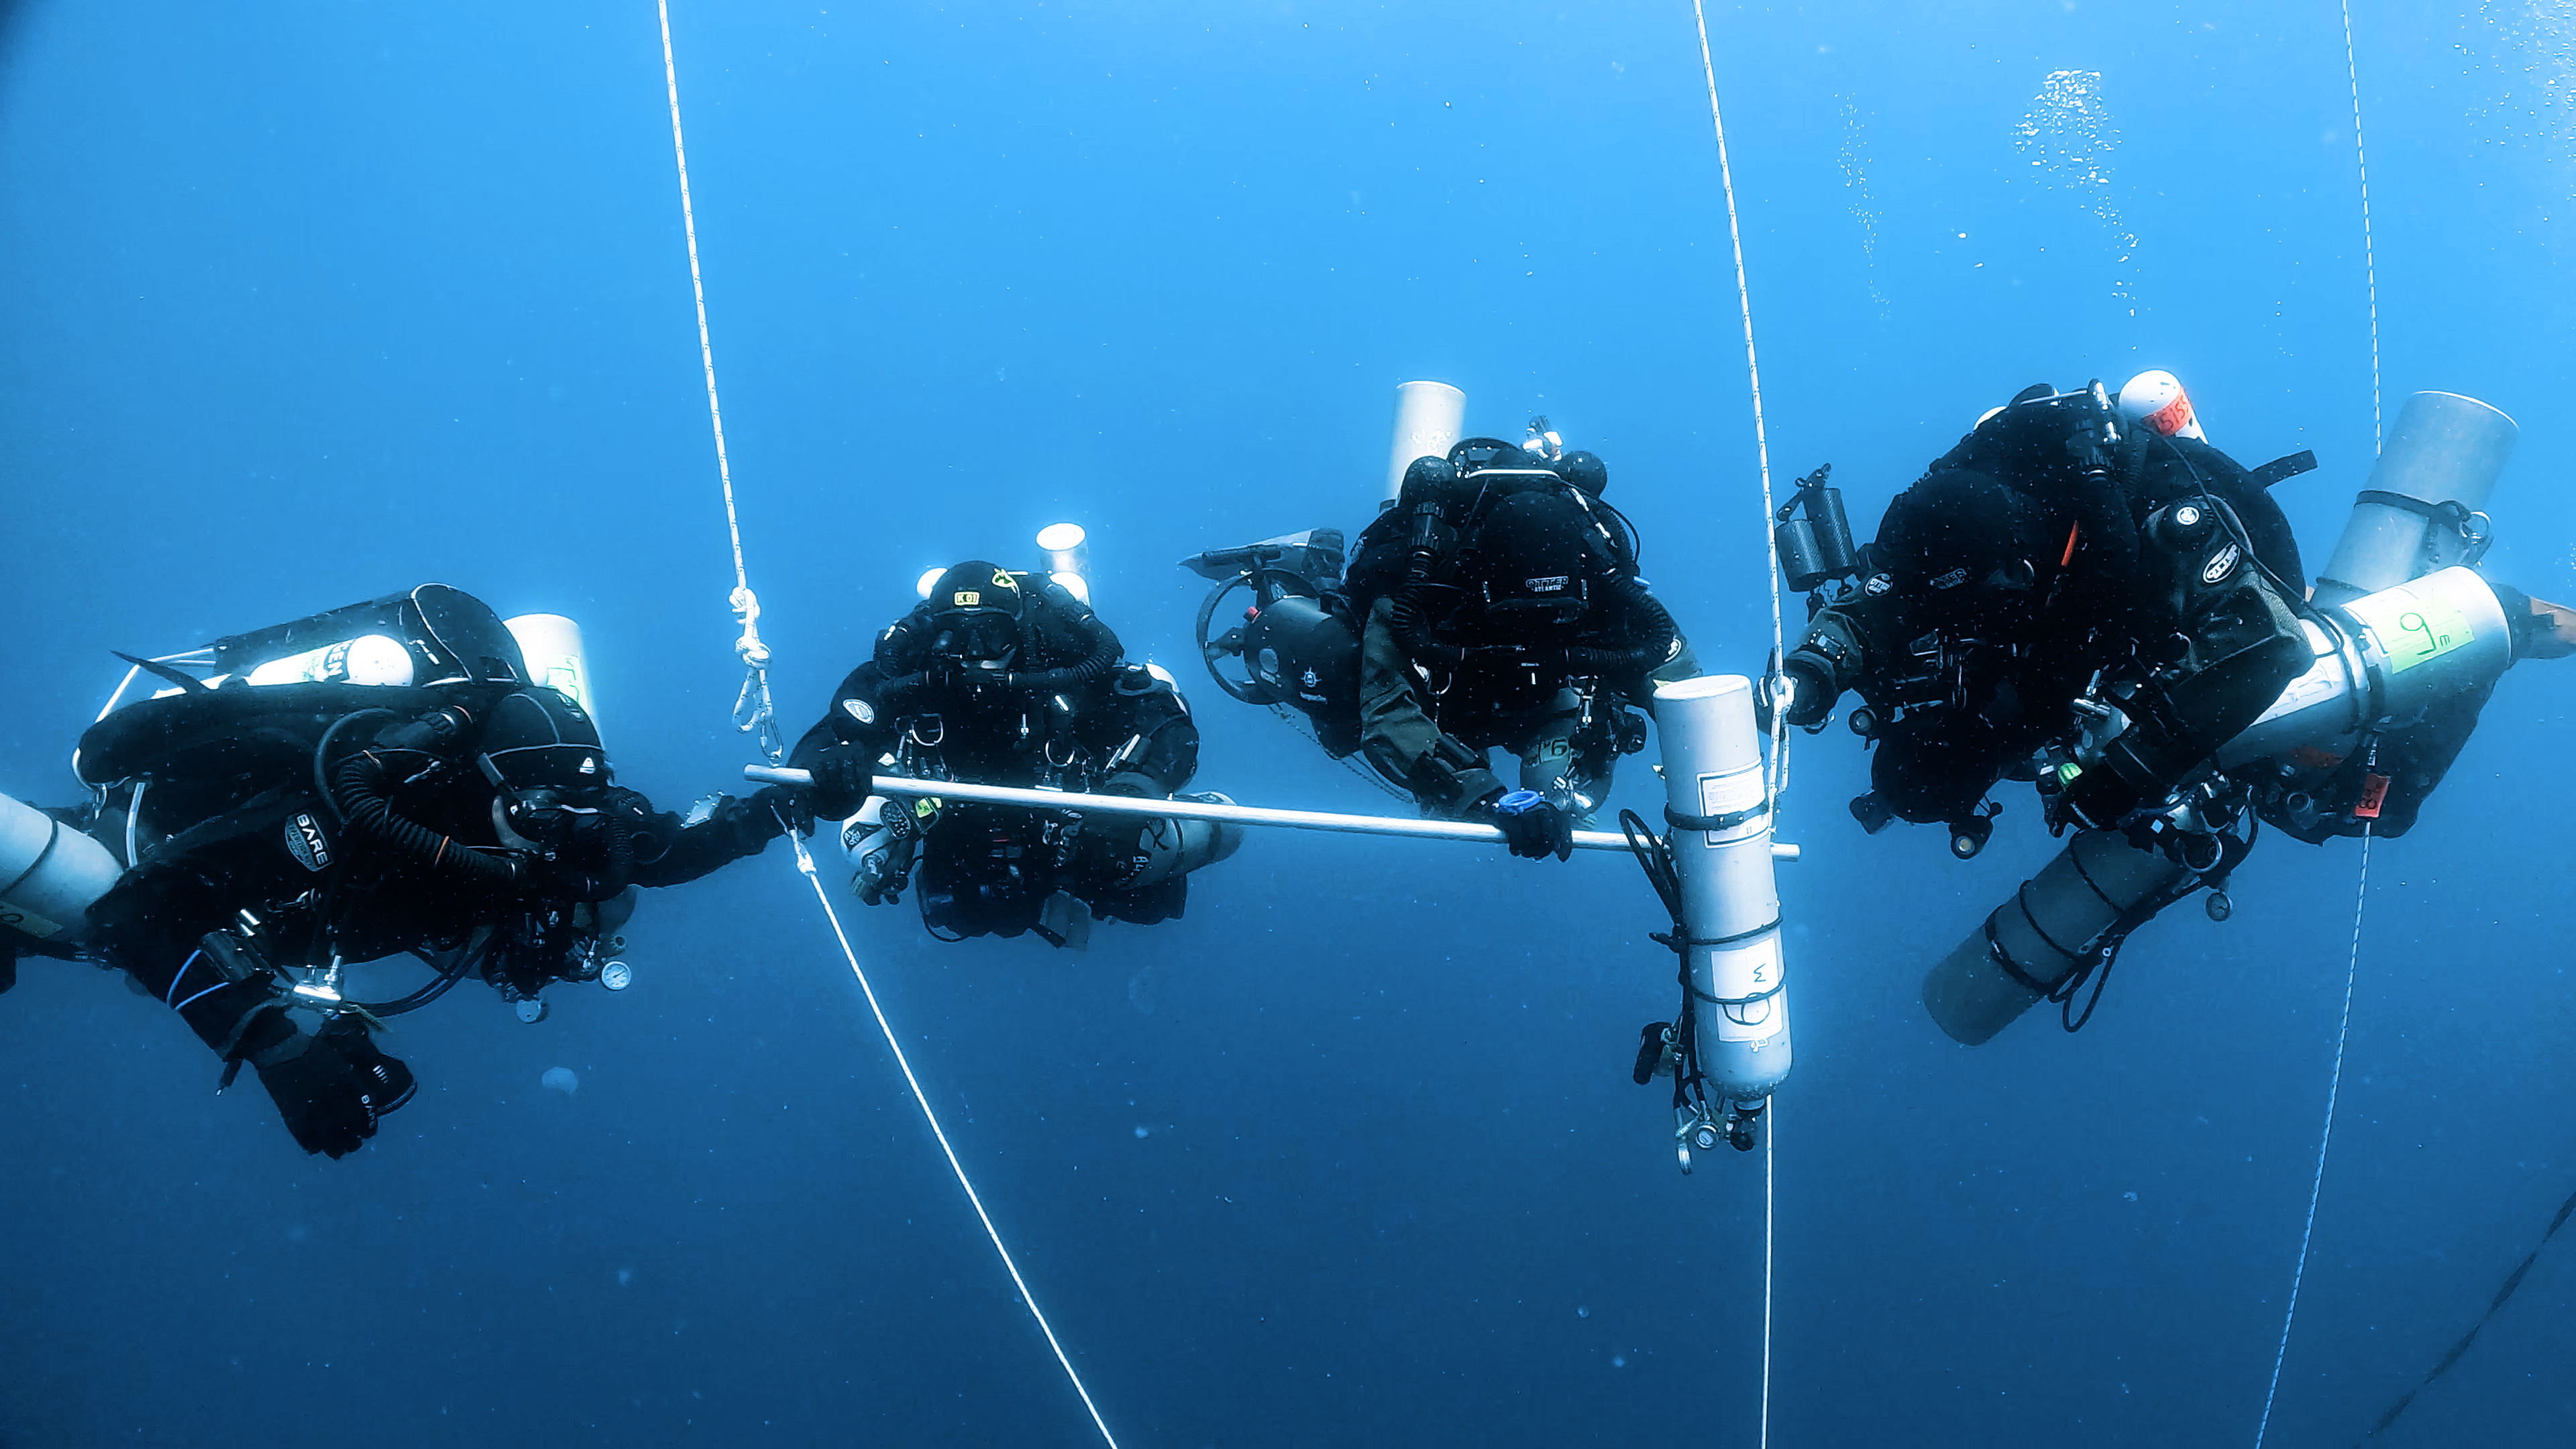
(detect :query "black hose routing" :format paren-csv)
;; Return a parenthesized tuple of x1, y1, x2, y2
(1560, 577, 1678, 678)
(327, 743, 523, 891)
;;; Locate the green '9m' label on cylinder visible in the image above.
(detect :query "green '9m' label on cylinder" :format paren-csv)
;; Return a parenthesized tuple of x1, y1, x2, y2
(2387, 596, 2474, 673)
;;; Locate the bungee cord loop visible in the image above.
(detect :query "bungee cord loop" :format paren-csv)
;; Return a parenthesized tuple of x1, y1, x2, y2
(655, 7, 1117, 1444)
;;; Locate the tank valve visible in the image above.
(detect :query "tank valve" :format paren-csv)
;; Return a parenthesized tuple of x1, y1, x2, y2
(1723, 1098, 1767, 1152)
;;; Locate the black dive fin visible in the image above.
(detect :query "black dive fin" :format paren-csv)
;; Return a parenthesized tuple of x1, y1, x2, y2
(2249, 451, 2318, 488)
(113, 652, 209, 694)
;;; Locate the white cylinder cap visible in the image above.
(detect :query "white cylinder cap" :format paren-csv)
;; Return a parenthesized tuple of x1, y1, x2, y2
(2116, 370, 2207, 442)
(916, 566, 945, 600)
(1034, 523, 1087, 553)
(341, 634, 415, 686)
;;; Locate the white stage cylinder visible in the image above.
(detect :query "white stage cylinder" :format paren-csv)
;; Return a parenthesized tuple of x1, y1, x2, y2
(504, 614, 599, 734)
(0, 792, 121, 941)
(1382, 380, 1466, 508)
(2316, 391, 2518, 606)
(1653, 676, 1791, 1105)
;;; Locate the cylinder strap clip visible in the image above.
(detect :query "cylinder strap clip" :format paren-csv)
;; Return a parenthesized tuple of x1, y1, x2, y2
(1664, 800, 1770, 834)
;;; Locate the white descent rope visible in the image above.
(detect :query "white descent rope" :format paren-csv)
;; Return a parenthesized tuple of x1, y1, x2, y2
(784, 829, 1124, 1449)
(654, 9, 1116, 1443)
(1689, 0, 1788, 808)
(657, 0, 782, 761)
(1688, 8, 1782, 1446)
(2257, 17, 2385, 1439)
(1762, 1097, 1776, 1449)
(2255, 823, 2373, 1448)
(2339, 0, 2383, 451)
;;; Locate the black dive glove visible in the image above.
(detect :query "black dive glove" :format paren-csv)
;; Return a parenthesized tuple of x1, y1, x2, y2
(1487, 788, 1576, 862)
(250, 1017, 416, 1159)
(808, 745, 876, 822)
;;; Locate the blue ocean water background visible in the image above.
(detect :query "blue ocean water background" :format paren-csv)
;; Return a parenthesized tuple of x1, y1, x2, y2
(3, 2, 2573, 1444)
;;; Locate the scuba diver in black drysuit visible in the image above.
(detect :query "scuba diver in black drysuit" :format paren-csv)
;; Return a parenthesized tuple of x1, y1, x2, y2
(1183, 435, 1697, 861)
(0, 585, 796, 1157)
(786, 559, 1240, 947)
(1770, 379, 2316, 857)
(1768, 375, 2576, 1042)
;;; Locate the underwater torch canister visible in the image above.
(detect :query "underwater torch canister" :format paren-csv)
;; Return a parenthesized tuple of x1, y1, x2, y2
(1654, 676, 1792, 1105)
(1919, 830, 2194, 1046)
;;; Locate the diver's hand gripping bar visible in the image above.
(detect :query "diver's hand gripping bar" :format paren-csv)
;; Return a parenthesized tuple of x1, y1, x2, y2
(743, 765, 1800, 861)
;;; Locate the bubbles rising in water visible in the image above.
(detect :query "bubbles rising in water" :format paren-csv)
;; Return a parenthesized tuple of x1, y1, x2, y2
(2014, 69, 2139, 305)
(541, 1067, 579, 1095)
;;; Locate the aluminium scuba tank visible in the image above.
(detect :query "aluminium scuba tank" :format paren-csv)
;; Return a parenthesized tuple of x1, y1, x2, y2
(1920, 829, 2196, 1046)
(0, 792, 122, 942)
(241, 633, 416, 688)
(1036, 523, 1091, 604)
(503, 614, 598, 733)
(1653, 676, 1792, 1104)
(2315, 392, 2517, 606)
(1383, 380, 1466, 509)
(2217, 565, 2518, 769)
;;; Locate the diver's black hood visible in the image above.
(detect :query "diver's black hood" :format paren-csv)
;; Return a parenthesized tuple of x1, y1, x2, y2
(482, 688, 609, 792)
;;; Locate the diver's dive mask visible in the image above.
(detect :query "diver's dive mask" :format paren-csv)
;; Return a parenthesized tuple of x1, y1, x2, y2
(489, 784, 607, 857)
(928, 611, 1023, 671)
